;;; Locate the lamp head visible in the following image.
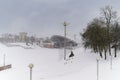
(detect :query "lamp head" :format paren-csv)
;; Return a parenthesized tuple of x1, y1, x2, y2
(28, 63, 34, 69)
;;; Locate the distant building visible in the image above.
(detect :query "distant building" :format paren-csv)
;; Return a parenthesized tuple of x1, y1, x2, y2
(51, 35, 77, 48)
(19, 32, 27, 42)
(41, 37, 54, 48)
(14, 35, 20, 42)
(35, 38, 44, 46)
(1, 34, 15, 42)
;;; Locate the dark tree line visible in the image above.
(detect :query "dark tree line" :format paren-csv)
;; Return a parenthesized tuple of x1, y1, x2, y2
(81, 6, 120, 60)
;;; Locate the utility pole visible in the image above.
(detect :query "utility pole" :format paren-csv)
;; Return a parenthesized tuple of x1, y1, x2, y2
(63, 21, 69, 60)
(74, 34, 76, 42)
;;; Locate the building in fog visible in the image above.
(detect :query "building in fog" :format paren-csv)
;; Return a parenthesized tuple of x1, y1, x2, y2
(19, 32, 27, 42)
(50, 35, 77, 48)
(0, 34, 15, 42)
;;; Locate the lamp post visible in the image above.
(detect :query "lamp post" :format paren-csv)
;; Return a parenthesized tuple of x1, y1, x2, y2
(3, 54, 5, 66)
(96, 58, 100, 80)
(28, 63, 34, 80)
(63, 21, 69, 60)
(110, 53, 112, 69)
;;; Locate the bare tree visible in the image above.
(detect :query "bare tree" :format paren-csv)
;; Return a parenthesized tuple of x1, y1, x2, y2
(101, 6, 117, 56)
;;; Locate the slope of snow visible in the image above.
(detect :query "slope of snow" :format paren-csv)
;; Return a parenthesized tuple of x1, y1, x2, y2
(0, 43, 120, 80)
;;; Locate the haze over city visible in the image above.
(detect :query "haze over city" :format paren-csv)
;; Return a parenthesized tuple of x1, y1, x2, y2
(0, 0, 120, 37)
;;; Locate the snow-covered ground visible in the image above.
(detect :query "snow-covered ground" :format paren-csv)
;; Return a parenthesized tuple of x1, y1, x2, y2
(0, 43, 120, 80)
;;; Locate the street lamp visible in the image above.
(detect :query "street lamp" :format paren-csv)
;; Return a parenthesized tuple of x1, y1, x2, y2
(96, 57, 100, 80)
(28, 63, 34, 80)
(110, 53, 112, 69)
(63, 21, 69, 60)
(3, 54, 5, 66)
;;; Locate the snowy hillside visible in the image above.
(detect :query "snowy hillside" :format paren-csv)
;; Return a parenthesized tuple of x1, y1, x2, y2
(0, 43, 120, 80)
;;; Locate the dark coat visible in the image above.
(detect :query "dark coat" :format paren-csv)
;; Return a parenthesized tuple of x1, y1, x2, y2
(69, 51, 74, 58)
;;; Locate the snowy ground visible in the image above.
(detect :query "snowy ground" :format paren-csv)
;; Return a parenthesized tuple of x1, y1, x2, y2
(0, 43, 120, 80)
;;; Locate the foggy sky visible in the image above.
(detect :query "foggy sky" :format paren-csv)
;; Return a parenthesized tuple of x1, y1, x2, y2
(0, 0, 120, 37)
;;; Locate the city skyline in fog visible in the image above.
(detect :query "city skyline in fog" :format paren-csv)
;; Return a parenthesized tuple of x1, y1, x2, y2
(0, 0, 120, 37)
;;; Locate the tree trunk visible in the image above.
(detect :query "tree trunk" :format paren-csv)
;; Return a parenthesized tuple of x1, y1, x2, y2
(99, 52, 103, 58)
(108, 44, 111, 56)
(104, 51, 107, 60)
(107, 23, 111, 56)
(114, 47, 117, 57)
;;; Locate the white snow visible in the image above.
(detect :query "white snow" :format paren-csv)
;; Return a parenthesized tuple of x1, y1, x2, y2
(0, 42, 120, 80)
